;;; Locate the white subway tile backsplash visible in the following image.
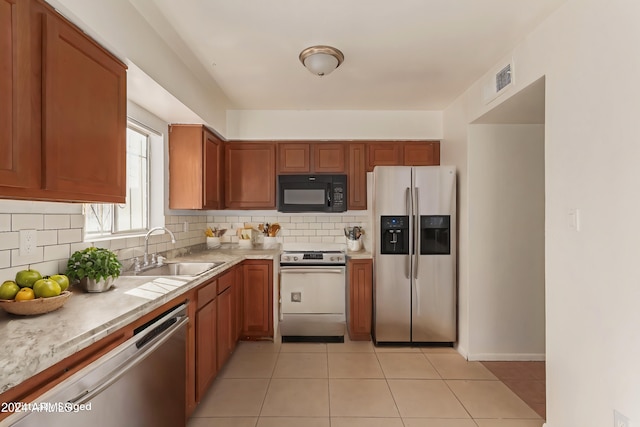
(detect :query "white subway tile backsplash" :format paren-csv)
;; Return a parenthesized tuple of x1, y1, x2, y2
(37, 230, 58, 246)
(0, 251, 10, 269)
(12, 214, 43, 230)
(0, 232, 19, 250)
(58, 229, 82, 244)
(0, 215, 11, 232)
(70, 214, 84, 228)
(11, 247, 44, 266)
(44, 215, 70, 230)
(44, 244, 70, 262)
(0, 209, 370, 276)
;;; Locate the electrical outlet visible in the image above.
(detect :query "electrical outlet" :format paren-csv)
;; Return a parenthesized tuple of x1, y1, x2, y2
(614, 410, 631, 427)
(19, 229, 37, 256)
(183, 221, 189, 233)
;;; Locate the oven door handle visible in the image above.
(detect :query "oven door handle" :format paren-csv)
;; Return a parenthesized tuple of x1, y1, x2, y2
(280, 268, 345, 274)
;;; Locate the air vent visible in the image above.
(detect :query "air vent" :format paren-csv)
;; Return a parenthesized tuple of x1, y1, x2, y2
(483, 60, 514, 104)
(496, 64, 512, 92)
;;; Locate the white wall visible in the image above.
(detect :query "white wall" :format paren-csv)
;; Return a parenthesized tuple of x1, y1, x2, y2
(444, 0, 640, 425)
(468, 124, 545, 360)
(226, 110, 443, 140)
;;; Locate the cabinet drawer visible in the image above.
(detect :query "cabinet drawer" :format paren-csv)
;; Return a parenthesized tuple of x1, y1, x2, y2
(197, 279, 217, 309)
(217, 269, 234, 294)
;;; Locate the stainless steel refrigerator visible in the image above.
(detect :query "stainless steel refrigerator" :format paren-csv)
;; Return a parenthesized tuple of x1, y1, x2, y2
(372, 166, 456, 344)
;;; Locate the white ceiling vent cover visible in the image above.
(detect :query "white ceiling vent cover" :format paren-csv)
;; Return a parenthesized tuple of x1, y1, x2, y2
(483, 60, 514, 104)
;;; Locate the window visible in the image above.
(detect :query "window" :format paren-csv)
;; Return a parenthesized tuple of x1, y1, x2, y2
(85, 124, 150, 238)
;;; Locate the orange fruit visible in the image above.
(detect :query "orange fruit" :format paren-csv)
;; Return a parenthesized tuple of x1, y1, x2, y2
(14, 287, 35, 301)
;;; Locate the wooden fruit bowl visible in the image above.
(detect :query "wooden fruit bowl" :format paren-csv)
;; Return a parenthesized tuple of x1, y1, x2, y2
(0, 291, 72, 315)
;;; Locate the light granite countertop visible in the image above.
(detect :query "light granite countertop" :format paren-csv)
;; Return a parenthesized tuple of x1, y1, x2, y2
(0, 244, 279, 394)
(346, 250, 373, 259)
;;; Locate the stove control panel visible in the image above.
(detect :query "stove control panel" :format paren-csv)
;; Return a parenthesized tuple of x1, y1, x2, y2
(280, 251, 345, 265)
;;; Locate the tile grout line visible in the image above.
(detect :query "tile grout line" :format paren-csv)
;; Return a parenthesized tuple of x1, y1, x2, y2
(373, 347, 403, 422)
(254, 342, 282, 426)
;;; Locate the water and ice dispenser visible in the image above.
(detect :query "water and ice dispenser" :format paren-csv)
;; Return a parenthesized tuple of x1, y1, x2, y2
(380, 215, 451, 255)
(380, 216, 409, 255)
(420, 215, 451, 255)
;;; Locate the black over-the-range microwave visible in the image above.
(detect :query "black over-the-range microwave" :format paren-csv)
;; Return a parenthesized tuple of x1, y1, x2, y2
(277, 174, 347, 213)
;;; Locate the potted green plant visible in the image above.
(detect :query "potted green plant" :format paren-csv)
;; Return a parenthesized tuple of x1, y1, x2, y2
(66, 247, 122, 293)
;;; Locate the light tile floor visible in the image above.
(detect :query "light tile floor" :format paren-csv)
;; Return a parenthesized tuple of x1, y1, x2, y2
(188, 337, 544, 427)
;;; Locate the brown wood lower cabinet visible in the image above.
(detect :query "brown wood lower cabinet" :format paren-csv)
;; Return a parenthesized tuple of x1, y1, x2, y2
(347, 258, 373, 341)
(241, 260, 273, 339)
(216, 269, 234, 370)
(194, 279, 217, 403)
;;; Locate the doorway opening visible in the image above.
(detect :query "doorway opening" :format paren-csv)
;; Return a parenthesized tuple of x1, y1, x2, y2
(469, 76, 546, 418)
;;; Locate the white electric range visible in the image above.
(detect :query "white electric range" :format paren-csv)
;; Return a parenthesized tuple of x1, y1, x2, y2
(279, 243, 347, 342)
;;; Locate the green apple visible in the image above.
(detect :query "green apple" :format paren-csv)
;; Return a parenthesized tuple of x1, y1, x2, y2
(49, 274, 70, 292)
(15, 268, 42, 288)
(33, 278, 61, 298)
(0, 280, 20, 300)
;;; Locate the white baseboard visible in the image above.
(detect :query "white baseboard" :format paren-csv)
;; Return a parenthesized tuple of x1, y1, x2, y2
(467, 352, 546, 361)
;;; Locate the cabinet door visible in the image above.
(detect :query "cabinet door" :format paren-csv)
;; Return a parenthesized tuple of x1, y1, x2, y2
(403, 142, 440, 166)
(0, 0, 39, 190)
(203, 130, 224, 209)
(216, 287, 232, 370)
(195, 299, 216, 401)
(42, 10, 126, 203)
(242, 260, 273, 339)
(347, 259, 373, 341)
(225, 143, 276, 209)
(367, 143, 402, 171)
(313, 143, 345, 173)
(234, 266, 244, 342)
(347, 143, 367, 210)
(278, 143, 310, 173)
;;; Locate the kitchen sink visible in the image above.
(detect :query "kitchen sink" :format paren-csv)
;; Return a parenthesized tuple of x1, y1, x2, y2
(123, 261, 224, 277)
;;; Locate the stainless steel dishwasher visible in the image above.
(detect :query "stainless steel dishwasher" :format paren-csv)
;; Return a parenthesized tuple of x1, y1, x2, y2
(6, 303, 188, 427)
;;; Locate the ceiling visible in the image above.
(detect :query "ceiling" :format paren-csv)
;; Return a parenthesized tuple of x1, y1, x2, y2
(130, 0, 566, 111)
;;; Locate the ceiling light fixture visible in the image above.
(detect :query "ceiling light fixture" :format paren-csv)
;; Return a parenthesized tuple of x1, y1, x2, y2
(299, 45, 344, 77)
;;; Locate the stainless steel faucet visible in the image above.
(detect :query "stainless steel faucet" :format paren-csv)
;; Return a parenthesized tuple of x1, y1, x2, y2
(144, 226, 177, 266)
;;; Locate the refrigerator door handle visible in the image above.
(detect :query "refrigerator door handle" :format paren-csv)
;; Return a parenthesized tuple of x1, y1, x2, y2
(405, 187, 411, 279)
(414, 187, 420, 279)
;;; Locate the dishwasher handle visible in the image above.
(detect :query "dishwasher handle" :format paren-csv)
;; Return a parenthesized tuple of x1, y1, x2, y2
(69, 314, 188, 406)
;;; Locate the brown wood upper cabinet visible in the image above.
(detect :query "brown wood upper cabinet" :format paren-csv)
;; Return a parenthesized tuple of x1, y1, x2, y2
(169, 125, 224, 210)
(0, 0, 127, 203)
(225, 142, 276, 209)
(277, 142, 345, 174)
(347, 143, 367, 210)
(366, 141, 440, 171)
